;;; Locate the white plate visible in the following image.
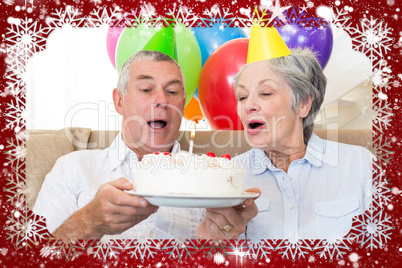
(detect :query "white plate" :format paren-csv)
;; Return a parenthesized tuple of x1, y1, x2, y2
(125, 191, 260, 208)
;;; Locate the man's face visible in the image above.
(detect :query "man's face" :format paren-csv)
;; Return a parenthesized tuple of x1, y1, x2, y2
(113, 59, 186, 157)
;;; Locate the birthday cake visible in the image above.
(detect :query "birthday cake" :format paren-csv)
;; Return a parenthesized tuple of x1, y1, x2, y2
(134, 151, 245, 196)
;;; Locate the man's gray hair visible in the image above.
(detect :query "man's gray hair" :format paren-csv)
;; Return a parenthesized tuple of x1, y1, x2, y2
(117, 50, 185, 96)
(234, 48, 327, 144)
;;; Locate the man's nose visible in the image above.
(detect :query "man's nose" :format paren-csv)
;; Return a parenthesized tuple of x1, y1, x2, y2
(154, 90, 168, 109)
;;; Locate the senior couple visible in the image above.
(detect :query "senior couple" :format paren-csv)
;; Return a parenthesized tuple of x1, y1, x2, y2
(34, 49, 372, 243)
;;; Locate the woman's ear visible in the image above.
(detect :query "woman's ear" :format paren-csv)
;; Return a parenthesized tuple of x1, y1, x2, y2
(298, 96, 313, 118)
(113, 88, 124, 115)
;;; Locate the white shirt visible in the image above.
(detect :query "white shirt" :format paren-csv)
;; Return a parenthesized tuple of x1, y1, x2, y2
(33, 133, 205, 242)
(234, 133, 373, 242)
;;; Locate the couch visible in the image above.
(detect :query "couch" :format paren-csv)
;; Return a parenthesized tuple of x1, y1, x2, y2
(24, 128, 373, 209)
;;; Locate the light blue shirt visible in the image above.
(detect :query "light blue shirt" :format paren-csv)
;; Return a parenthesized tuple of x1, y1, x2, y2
(34, 133, 204, 242)
(235, 133, 373, 242)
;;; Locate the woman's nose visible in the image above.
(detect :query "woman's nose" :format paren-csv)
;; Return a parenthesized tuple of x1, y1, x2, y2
(244, 96, 260, 113)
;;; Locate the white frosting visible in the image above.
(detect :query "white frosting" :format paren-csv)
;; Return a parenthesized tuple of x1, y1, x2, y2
(135, 152, 245, 196)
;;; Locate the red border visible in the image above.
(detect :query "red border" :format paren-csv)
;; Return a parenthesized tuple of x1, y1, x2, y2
(1, 0, 401, 267)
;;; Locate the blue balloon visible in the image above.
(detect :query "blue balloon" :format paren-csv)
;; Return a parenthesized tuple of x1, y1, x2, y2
(192, 25, 247, 99)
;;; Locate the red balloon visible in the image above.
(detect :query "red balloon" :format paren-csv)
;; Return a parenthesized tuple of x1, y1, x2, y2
(198, 38, 248, 130)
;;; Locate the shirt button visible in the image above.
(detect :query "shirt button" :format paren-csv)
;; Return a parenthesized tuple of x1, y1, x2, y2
(149, 231, 154, 238)
(289, 174, 294, 179)
(288, 203, 294, 209)
(289, 233, 294, 238)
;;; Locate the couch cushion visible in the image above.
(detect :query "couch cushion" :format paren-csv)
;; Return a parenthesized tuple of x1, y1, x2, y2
(86, 129, 374, 155)
(24, 128, 91, 209)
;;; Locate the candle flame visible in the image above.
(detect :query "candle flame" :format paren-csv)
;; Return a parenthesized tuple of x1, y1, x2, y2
(191, 124, 196, 139)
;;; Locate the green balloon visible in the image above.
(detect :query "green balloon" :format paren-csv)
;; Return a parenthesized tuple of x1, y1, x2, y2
(115, 22, 202, 105)
(116, 24, 157, 73)
(175, 23, 202, 105)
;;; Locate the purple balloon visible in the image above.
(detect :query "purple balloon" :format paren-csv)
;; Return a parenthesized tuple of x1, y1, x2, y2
(278, 24, 333, 69)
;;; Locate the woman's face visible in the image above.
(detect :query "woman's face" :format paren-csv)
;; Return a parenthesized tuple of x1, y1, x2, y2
(235, 61, 310, 150)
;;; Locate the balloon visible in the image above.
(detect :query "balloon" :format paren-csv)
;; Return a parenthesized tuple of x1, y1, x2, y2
(174, 23, 203, 105)
(106, 26, 124, 69)
(116, 25, 175, 72)
(192, 25, 247, 66)
(277, 23, 333, 69)
(192, 25, 247, 100)
(115, 23, 202, 105)
(198, 38, 248, 130)
(184, 96, 203, 123)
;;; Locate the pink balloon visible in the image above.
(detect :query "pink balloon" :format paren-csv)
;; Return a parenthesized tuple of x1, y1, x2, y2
(106, 26, 124, 69)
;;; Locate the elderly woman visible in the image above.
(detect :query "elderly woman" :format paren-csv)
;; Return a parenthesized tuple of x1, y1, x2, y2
(231, 48, 372, 242)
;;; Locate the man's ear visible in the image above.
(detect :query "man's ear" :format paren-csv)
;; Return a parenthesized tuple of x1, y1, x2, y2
(113, 88, 124, 115)
(298, 96, 313, 118)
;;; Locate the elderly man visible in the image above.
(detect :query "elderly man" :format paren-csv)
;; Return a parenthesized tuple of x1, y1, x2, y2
(33, 50, 258, 242)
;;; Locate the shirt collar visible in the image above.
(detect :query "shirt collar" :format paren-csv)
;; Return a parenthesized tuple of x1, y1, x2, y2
(305, 133, 324, 167)
(108, 133, 181, 171)
(250, 132, 324, 175)
(251, 149, 278, 175)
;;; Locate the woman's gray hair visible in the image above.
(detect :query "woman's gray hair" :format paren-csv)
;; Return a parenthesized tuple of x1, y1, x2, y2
(117, 50, 185, 96)
(234, 48, 327, 144)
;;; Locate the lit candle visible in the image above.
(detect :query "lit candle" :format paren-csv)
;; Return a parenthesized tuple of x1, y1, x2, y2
(189, 125, 196, 154)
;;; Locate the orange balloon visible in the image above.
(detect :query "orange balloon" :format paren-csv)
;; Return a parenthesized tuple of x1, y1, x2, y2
(184, 96, 203, 123)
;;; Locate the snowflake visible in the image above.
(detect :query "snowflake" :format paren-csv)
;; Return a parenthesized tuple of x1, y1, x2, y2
(139, 2, 157, 21)
(125, 239, 162, 260)
(199, 240, 234, 260)
(350, 16, 393, 69)
(372, 132, 394, 169)
(5, 18, 51, 75)
(196, 6, 249, 27)
(372, 61, 393, 90)
(244, 240, 275, 261)
(227, 239, 251, 260)
(371, 161, 392, 208)
(41, 239, 88, 261)
(87, 7, 123, 27)
(86, 239, 126, 261)
(278, 6, 312, 27)
(5, 207, 49, 250)
(329, 7, 352, 30)
(5, 135, 26, 167)
(275, 239, 313, 261)
(4, 167, 25, 206)
(3, 67, 25, 97)
(372, 61, 394, 135)
(314, 238, 352, 261)
(46, 7, 87, 27)
(162, 239, 198, 260)
(349, 206, 393, 250)
(260, 0, 292, 25)
(40, 7, 48, 17)
(5, 96, 26, 130)
(165, 6, 199, 27)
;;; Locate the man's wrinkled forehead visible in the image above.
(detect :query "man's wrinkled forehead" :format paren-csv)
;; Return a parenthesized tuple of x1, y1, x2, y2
(134, 73, 183, 88)
(130, 60, 185, 90)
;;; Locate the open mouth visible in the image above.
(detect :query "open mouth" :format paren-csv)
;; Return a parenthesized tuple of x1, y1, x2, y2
(148, 120, 167, 129)
(248, 122, 264, 129)
(246, 120, 265, 134)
